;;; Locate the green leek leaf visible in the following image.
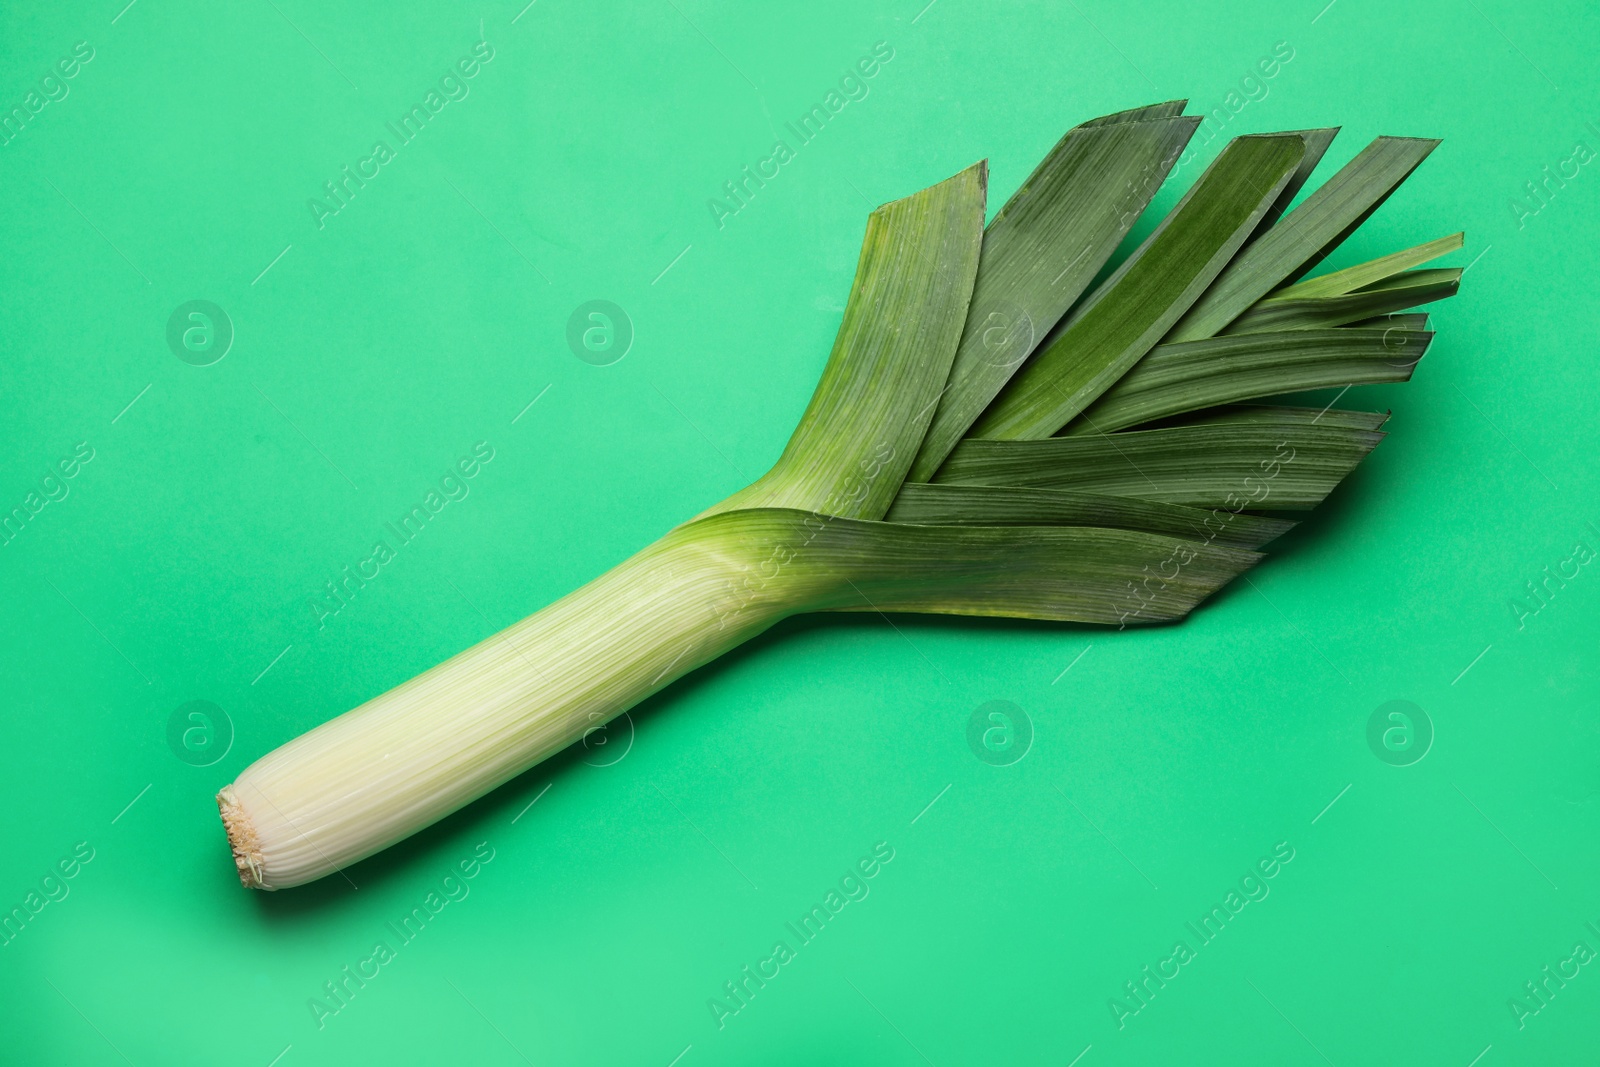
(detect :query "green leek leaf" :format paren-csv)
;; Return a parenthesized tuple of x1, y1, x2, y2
(1062, 327, 1429, 435)
(907, 108, 1199, 481)
(1347, 312, 1430, 330)
(884, 482, 1293, 548)
(1251, 127, 1339, 236)
(1164, 404, 1391, 432)
(1270, 232, 1463, 301)
(965, 134, 1305, 442)
(936, 413, 1383, 509)
(1082, 100, 1190, 125)
(817, 517, 1262, 625)
(1224, 267, 1460, 335)
(705, 162, 987, 521)
(1166, 136, 1441, 341)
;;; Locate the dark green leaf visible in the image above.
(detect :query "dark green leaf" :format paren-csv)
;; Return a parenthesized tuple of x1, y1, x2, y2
(1166, 137, 1441, 341)
(884, 482, 1293, 548)
(1167, 404, 1391, 431)
(1347, 312, 1430, 330)
(1082, 100, 1189, 126)
(1223, 268, 1460, 334)
(907, 109, 1199, 481)
(935, 414, 1383, 509)
(1062, 327, 1429, 434)
(1251, 127, 1339, 236)
(706, 162, 987, 521)
(965, 134, 1306, 443)
(802, 516, 1262, 625)
(1270, 232, 1462, 301)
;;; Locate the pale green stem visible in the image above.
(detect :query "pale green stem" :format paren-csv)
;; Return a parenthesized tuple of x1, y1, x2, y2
(221, 514, 822, 889)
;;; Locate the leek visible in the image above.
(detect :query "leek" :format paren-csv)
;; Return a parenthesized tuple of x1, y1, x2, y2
(219, 103, 1462, 889)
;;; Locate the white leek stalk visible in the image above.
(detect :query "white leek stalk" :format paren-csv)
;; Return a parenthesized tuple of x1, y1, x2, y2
(221, 515, 797, 889)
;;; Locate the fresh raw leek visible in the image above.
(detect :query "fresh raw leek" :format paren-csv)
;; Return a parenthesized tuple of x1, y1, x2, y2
(219, 103, 1462, 889)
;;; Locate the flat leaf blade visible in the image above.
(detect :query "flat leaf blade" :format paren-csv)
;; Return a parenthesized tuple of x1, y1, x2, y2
(1166, 136, 1441, 342)
(884, 482, 1293, 548)
(907, 111, 1200, 481)
(1064, 327, 1430, 434)
(1180, 404, 1390, 431)
(1347, 312, 1430, 330)
(812, 519, 1262, 625)
(1272, 232, 1463, 301)
(966, 134, 1306, 442)
(1251, 127, 1340, 236)
(936, 416, 1383, 509)
(1224, 268, 1460, 334)
(1082, 100, 1189, 125)
(705, 162, 987, 521)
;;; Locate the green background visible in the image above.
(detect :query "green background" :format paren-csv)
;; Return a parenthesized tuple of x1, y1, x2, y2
(2, 0, 1597, 1063)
